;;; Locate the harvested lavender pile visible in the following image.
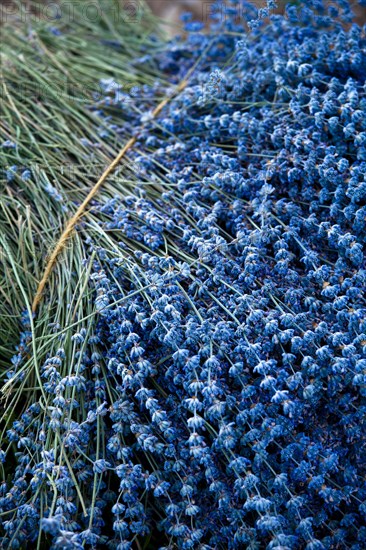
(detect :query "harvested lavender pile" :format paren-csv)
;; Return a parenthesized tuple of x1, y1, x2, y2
(1, 1, 366, 549)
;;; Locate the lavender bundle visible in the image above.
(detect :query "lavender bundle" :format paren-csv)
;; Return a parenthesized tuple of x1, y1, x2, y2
(1, 1, 366, 549)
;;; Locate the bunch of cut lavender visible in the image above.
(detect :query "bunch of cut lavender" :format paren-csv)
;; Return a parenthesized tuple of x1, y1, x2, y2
(1, 1, 366, 549)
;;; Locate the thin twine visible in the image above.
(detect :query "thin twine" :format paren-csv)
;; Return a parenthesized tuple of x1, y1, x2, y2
(31, 78, 188, 312)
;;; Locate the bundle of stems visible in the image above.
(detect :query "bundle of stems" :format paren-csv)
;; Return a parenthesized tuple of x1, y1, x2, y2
(0, 3, 183, 545)
(0, 0, 168, 362)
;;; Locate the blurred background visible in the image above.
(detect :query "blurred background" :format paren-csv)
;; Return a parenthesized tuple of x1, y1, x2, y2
(1, 1, 366, 32)
(147, 0, 366, 27)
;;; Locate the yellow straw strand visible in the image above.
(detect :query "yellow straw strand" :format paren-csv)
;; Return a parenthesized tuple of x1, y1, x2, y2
(31, 79, 187, 312)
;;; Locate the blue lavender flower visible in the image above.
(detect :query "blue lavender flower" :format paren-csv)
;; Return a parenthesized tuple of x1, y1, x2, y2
(3, 1, 366, 548)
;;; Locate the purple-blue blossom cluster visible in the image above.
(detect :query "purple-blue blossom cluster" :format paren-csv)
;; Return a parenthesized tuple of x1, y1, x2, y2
(1, 1, 366, 548)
